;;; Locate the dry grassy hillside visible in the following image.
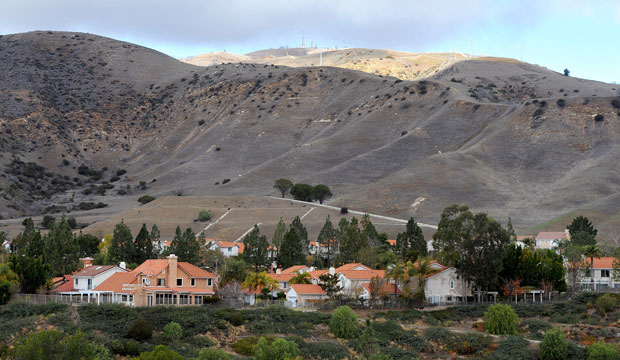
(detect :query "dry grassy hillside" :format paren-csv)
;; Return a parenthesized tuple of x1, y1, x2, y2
(2, 31, 620, 243)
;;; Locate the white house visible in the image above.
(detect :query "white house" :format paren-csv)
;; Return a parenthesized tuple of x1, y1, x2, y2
(205, 239, 244, 257)
(286, 284, 328, 307)
(336, 263, 385, 297)
(424, 265, 470, 305)
(575, 257, 620, 291)
(54, 264, 129, 302)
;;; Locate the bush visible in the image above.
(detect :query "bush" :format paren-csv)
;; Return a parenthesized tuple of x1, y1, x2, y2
(489, 336, 534, 360)
(595, 294, 618, 315)
(134, 345, 183, 360)
(268, 338, 300, 360)
(138, 195, 156, 205)
(329, 306, 359, 339)
(540, 328, 568, 360)
(484, 304, 519, 335)
(423, 326, 455, 347)
(595, 114, 605, 122)
(299, 341, 350, 360)
(340, 207, 348, 214)
(12, 330, 109, 360)
(611, 99, 620, 109)
(127, 319, 153, 341)
(557, 99, 566, 107)
(587, 342, 620, 360)
(567, 342, 587, 360)
(198, 348, 232, 360)
(197, 209, 212, 222)
(42, 215, 55, 229)
(232, 336, 263, 356)
(450, 332, 492, 355)
(521, 318, 551, 339)
(231, 312, 244, 326)
(163, 321, 183, 341)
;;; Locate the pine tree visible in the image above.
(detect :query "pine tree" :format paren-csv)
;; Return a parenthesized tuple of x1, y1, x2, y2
(338, 217, 366, 263)
(170, 227, 200, 264)
(43, 216, 79, 276)
(15, 218, 36, 254)
(134, 224, 154, 264)
(243, 225, 270, 272)
(318, 216, 337, 266)
(150, 224, 161, 258)
(361, 214, 381, 247)
(108, 221, 136, 264)
(396, 218, 426, 259)
(278, 228, 304, 268)
(271, 218, 287, 260)
(290, 216, 308, 253)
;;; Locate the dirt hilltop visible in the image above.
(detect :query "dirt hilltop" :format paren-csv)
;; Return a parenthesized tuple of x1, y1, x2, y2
(1, 31, 620, 243)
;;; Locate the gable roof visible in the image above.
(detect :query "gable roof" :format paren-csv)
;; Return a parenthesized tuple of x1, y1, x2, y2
(267, 273, 295, 282)
(73, 265, 125, 277)
(536, 232, 567, 240)
(177, 262, 217, 278)
(583, 257, 615, 269)
(424, 265, 453, 278)
(52, 275, 75, 293)
(339, 269, 385, 280)
(336, 263, 372, 272)
(94, 271, 138, 293)
(133, 259, 169, 276)
(361, 282, 400, 294)
(281, 265, 310, 274)
(288, 284, 326, 295)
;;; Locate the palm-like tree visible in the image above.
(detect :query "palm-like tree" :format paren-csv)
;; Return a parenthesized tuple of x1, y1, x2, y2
(407, 257, 439, 289)
(386, 263, 407, 298)
(243, 271, 279, 302)
(290, 270, 311, 284)
(583, 244, 602, 290)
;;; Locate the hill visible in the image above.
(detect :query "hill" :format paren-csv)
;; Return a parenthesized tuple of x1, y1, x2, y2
(2, 31, 620, 244)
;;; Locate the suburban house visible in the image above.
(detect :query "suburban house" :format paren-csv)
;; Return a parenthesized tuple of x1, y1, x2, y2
(286, 284, 328, 307)
(336, 263, 386, 297)
(535, 230, 570, 249)
(205, 239, 245, 257)
(576, 257, 620, 291)
(53, 262, 129, 302)
(94, 255, 218, 306)
(423, 262, 471, 305)
(308, 241, 330, 256)
(360, 282, 400, 301)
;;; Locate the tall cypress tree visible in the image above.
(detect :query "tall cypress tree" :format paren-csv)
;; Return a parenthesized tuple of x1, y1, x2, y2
(318, 216, 337, 266)
(243, 225, 270, 272)
(134, 224, 154, 264)
(150, 224, 161, 258)
(108, 221, 136, 264)
(43, 215, 79, 276)
(278, 228, 304, 268)
(396, 218, 426, 259)
(290, 216, 308, 253)
(170, 227, 200, 264)
(271, 218, 287, 260)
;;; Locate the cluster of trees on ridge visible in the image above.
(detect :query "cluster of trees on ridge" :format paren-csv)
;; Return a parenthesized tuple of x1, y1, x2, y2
(273, 178, 332, 204)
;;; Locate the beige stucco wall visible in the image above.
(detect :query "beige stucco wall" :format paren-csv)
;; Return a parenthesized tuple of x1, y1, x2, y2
(424, 268, 469, 302)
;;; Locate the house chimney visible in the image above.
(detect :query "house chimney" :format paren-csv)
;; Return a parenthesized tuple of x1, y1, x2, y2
(80, 257, 94, 268)
(276, 267, 282, 274)
(329, 266, 335, 276)
(309, 266, 315, 272)
(119, 262, 126, 270)
(167, 254, 178, 287)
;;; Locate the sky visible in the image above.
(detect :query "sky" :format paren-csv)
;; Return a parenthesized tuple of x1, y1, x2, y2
(1, 0, 619, 83)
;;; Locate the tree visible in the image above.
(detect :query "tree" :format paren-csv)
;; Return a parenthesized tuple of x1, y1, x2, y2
(12, 330, 110, 360)
(43, 215, 80, 276)
(538, 249, 567, 298)
(386, 263, 407, 298)
(583, 244, 602, 290)
(170, 227, 200, 264)
(271, 218, 287, 260)
(290, 183, 314, 202)
(242, 225, 270, 272)
(318, 216, 337, 266)
(76, 232, 100, 258)
(568, 216, 597, 240)
(563, 68, 570, 76)
(278, 228, 305, 268)
(9, 254, 49, 294)
(368, 276, 388, 303)
(572, 231, 596, 247)
(200, 248, 226, 273)
(197, 209, 212, 222)
(319, 273, 343, 299)
(163, 322, 183, 341)
(484, 304, 519, 335)
(109, 221, 136, 264)
(243, 271, 279, 302)
(337, 217, 368, 264)
(329, 306, 359, 339)
(273, 178, 293, 198)
(0, 263, 19, 305)
(290, 270, 311, 284)
(198, 348, 231, 360)
(312, 184, 332, 204)
(134, 224, 154, 264)
(407, 257, 439, 295)
(222, 257, 250, 285)
(134, 345, 183, 360)
(540, 328, 568, 360)
(613, 247, 620, 282)
(395, 218, 426, 259)
(290, 216, 309, 253)
(565, 245, 586, 292)
(151, 224, 161, 257)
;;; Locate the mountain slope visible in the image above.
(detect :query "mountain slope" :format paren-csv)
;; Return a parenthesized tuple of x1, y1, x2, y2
(2, 31, 620, 243)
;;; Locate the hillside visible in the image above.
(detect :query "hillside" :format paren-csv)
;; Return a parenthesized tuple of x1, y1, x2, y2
(2, 31, 620, 243)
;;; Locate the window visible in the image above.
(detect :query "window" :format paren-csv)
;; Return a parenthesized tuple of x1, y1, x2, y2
(129, 295, 133, 302)
(122, 295, 127, 302)
(74, 278, 78, 286)
(601, 270, 610, 278)
(191, 278, 196, 287)
(157, 278, 165, 286)
(207, 279, 212, 286)
(195, 296, 203, 305)
(177, 278, 183, 287)
(87, 278, 92, 290)
(446, 296, 453, 302)
(449, 279, 455, 290)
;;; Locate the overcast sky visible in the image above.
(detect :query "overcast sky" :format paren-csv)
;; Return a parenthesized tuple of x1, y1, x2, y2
(1, 0, 619, 83)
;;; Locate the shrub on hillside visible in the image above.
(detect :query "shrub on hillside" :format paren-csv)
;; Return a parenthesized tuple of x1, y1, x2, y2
(595, 294, 618, 315)
(521, 318, 551, 339)
(230, 312, 244, 326)
(138, 195, 156, 205)
(612, 99, 620, 109)
(587, 342, 620, 360)
(198, 348, 232, 360)
(127, 319, 152, 341)
(567, 342, 587, 360)
(423, 326, 456, 349)
(489, 336, 534, 360)
(163, 321, 183, 341)
(484, 304, 519, 335)
(196, 209, 212, 222)
(329, 306, 359, 339)
(133, 345, 183, 360)
(450, 332, 492, 355)
(12, 330, 110, 360)
(541, 328, 568, 360)
(299, 341, 350, 360)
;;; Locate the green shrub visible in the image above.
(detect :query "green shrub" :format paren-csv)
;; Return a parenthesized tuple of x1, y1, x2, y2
(231, 312, 244, 326)
(370, 320, 426, 351)
(163, 321, 183, 341)
(368, 353, 392, 360)
(540, 328, 568, 360)
(329, 306, 359, 339)
(521, 318, 551, 339)
(567, 342, 587, 360)
(12, 330, 110, 360)
(299, 341, 350, 360)
(485, 304, 519, 335)
(134, 345, 184, 360)
(127, 319, 153, 341)
(232, 336, 266, 356)
(268, 338, 300, 360)
(489, 335, 534, 360)
(197, 209, 212, 222)
(450, 332, 492, 355)
(138, 195, 156, 204)
(595, 294, 618, 315)
(198, 348, 232, 360)
(587, 342, 620, 360)
(379, 346, 419, 359)
(423, 326, 455, 348)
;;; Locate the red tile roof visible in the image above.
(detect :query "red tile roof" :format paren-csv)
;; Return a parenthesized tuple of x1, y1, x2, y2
(177, 262, 217, 278)
(583, 257, 616, 269)
(361, 282, 400, 294)
(52, 275, 75, 293)
(133, 259, 169, 276)
(536, 232, 567, 240)
(281, 265, 310, 274)
(73, 265, 123, 277)
(94, 272, 138, 293)
(387, 239, 397, 246)
(288, 284, 326, 295)
(143, 286, 215, 294)
(268, 273, 295, 282)
(339, 269, 385, 280)
(336, 263, 372, 272)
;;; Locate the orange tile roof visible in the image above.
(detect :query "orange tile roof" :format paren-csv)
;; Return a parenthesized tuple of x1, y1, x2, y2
(52, 275, 75, 293)
(178, 262, 217, 278)
(536, 232, 567, 240)
(281, 265, 310, 274)
(517, 235, 534, 241)
(133, 259, 169, 276)
(336, 263, 373, 272)
(309, 270, 328, 279)
(387, 239, 397, 246)
(424, 266, 452, 278)
(289, 284, 326, 295)
(361, 282, 400, 294)
(339, 269, 385, 280)
(583, 257, 615, 269)
(73, 265, 123, 277)
(94, 272, 138, 293)
(268, 273, 295, 282)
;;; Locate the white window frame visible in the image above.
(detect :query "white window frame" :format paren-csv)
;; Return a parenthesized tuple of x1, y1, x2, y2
(157, 278, 165, 286)
(191, 278, 196, 287)
(177, 278, 183, 287)
(601, 270, 610, 278)
(87, 278, 92, 290)
(74, 278, 78, 286)
(207, 278, 212, 286)
(449, 279, 455, 290)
